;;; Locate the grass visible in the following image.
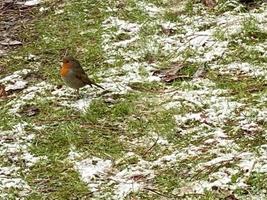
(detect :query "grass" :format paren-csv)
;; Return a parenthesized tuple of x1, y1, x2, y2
(26, 161, 91, 199)
(0, 0, 112, 198)
(1, 0, 267, 199)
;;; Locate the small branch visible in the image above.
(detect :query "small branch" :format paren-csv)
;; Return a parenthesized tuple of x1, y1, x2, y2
(142, 134, 159, 156)
(144, 187, 173, 199)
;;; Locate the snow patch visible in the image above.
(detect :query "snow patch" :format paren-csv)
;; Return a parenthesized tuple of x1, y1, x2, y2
(0, 123, 45, 197)
(136, 2, 162, 17)
(0, 69, 31, 92)
(24, 0, 41, 6)
(210, 62, 267, 78)
(74, 157, 113, 192)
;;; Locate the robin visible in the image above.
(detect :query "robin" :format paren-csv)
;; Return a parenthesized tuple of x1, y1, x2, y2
(60, 56, 104, 96)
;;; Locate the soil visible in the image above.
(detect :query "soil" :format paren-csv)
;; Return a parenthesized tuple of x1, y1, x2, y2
(0, 0, 39, 55)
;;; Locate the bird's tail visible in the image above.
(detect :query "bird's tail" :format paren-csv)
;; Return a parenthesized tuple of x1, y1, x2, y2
(92, 82, 105, 90)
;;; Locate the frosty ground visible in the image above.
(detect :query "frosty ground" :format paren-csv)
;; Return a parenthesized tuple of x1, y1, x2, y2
(0, 0, 267, 199)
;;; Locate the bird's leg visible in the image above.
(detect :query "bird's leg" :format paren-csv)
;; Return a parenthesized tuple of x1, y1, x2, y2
(76, 89, 80, 99)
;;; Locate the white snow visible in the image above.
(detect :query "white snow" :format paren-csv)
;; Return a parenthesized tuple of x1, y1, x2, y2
(73, 157, 113, 192)
(2, 1, 267, 199)
(210, 62, 267, 78)
(72, 154, 155, 199)
(136, 2, 162, 17)
(69, 98, 92, 111)
(0, 69, 31, 91)
(102, 17, 141, 34)
(24, 0, 41, 6)
(0, 123, 45, 197)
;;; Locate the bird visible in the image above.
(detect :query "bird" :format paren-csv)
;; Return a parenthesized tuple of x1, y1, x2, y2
(60, 56, 104, 96)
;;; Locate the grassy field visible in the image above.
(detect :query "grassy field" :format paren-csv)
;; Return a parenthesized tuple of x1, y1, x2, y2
(0, 0, 267, 199)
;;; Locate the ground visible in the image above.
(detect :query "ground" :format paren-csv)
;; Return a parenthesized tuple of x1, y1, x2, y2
(0, 0, 267, 199)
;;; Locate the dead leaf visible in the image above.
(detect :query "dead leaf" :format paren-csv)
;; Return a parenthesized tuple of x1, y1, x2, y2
(225, 194, 239, 200)
(152, 62, 187, 82)
(0, 84, 7, 98)
(19, 104, 40, 117)
(202, 0, 216, 8)
(130, 174, 146, 181)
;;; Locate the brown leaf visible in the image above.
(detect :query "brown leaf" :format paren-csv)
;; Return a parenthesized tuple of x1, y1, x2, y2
(0, 84, 7, 98)
(225, 194, 239, 200)
(19, 104, 40, 117)
(152, 62, 187, 83)
(130, 174, 145, 181)
(202, 0, 216, 8)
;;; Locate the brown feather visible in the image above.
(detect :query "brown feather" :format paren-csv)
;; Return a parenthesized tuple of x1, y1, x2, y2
(75, 73, 104, 90)
(65, 56, 104, 90)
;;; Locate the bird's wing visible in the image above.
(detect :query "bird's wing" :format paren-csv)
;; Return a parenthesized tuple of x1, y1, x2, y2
(75, 71, 93, 85)
(74, 66, 104, 90)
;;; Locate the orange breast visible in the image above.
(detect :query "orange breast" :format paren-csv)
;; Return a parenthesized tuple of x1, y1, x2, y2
(60, 63, 71, 77)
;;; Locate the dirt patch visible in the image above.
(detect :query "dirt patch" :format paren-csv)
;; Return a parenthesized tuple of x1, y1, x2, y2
(0, 1, 40, 55)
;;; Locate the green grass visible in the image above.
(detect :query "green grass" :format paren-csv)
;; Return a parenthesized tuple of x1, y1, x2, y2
(154, 168, 183, 193)
(1, 0, 267, 199)
(0, 1, 112, 198)
(26, 161, 91, 199)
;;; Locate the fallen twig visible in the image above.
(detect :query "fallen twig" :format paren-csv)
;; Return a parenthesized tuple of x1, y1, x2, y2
(142, 134, 159, 156)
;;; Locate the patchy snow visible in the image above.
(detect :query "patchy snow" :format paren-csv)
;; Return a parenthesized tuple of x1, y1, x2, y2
(161, 21, 177, 31)
(172, 79, 243, 127)
(0, 123, 45, 165)
(211, 62, 267, 78)
(0, 123, 45, 197)
(113, 181, 141, 200)
(70, 152, 155, 199)
(2, 0, 267, 199)
(0, 69, 31, 92)
(2, 71, 96, 113)
(24, 0, 41, 6)
(102, 17, 141, 34)
(0, 175, 31, 196)
(100, 62, 160, 94)
(20, 81, 49, 100)
(114, 35, 139, 48)
(125, 132, 170, 150)
(199, 41, 228, 62)
(68, 148, 81, 160)
(216, 13, 244, 36)
(23, 152, 43, 167)
(61, 98, 92, 112)
(188, 31, 214, 48)
(136, 2, 163, 17)
(216, 6, 267, 37)
(6, 81, 53, 115)
(39, 6, 49, 12)
(111, 158, 155, 199)
(5, 80, 28, 91)
(73, 157, 113, 192)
